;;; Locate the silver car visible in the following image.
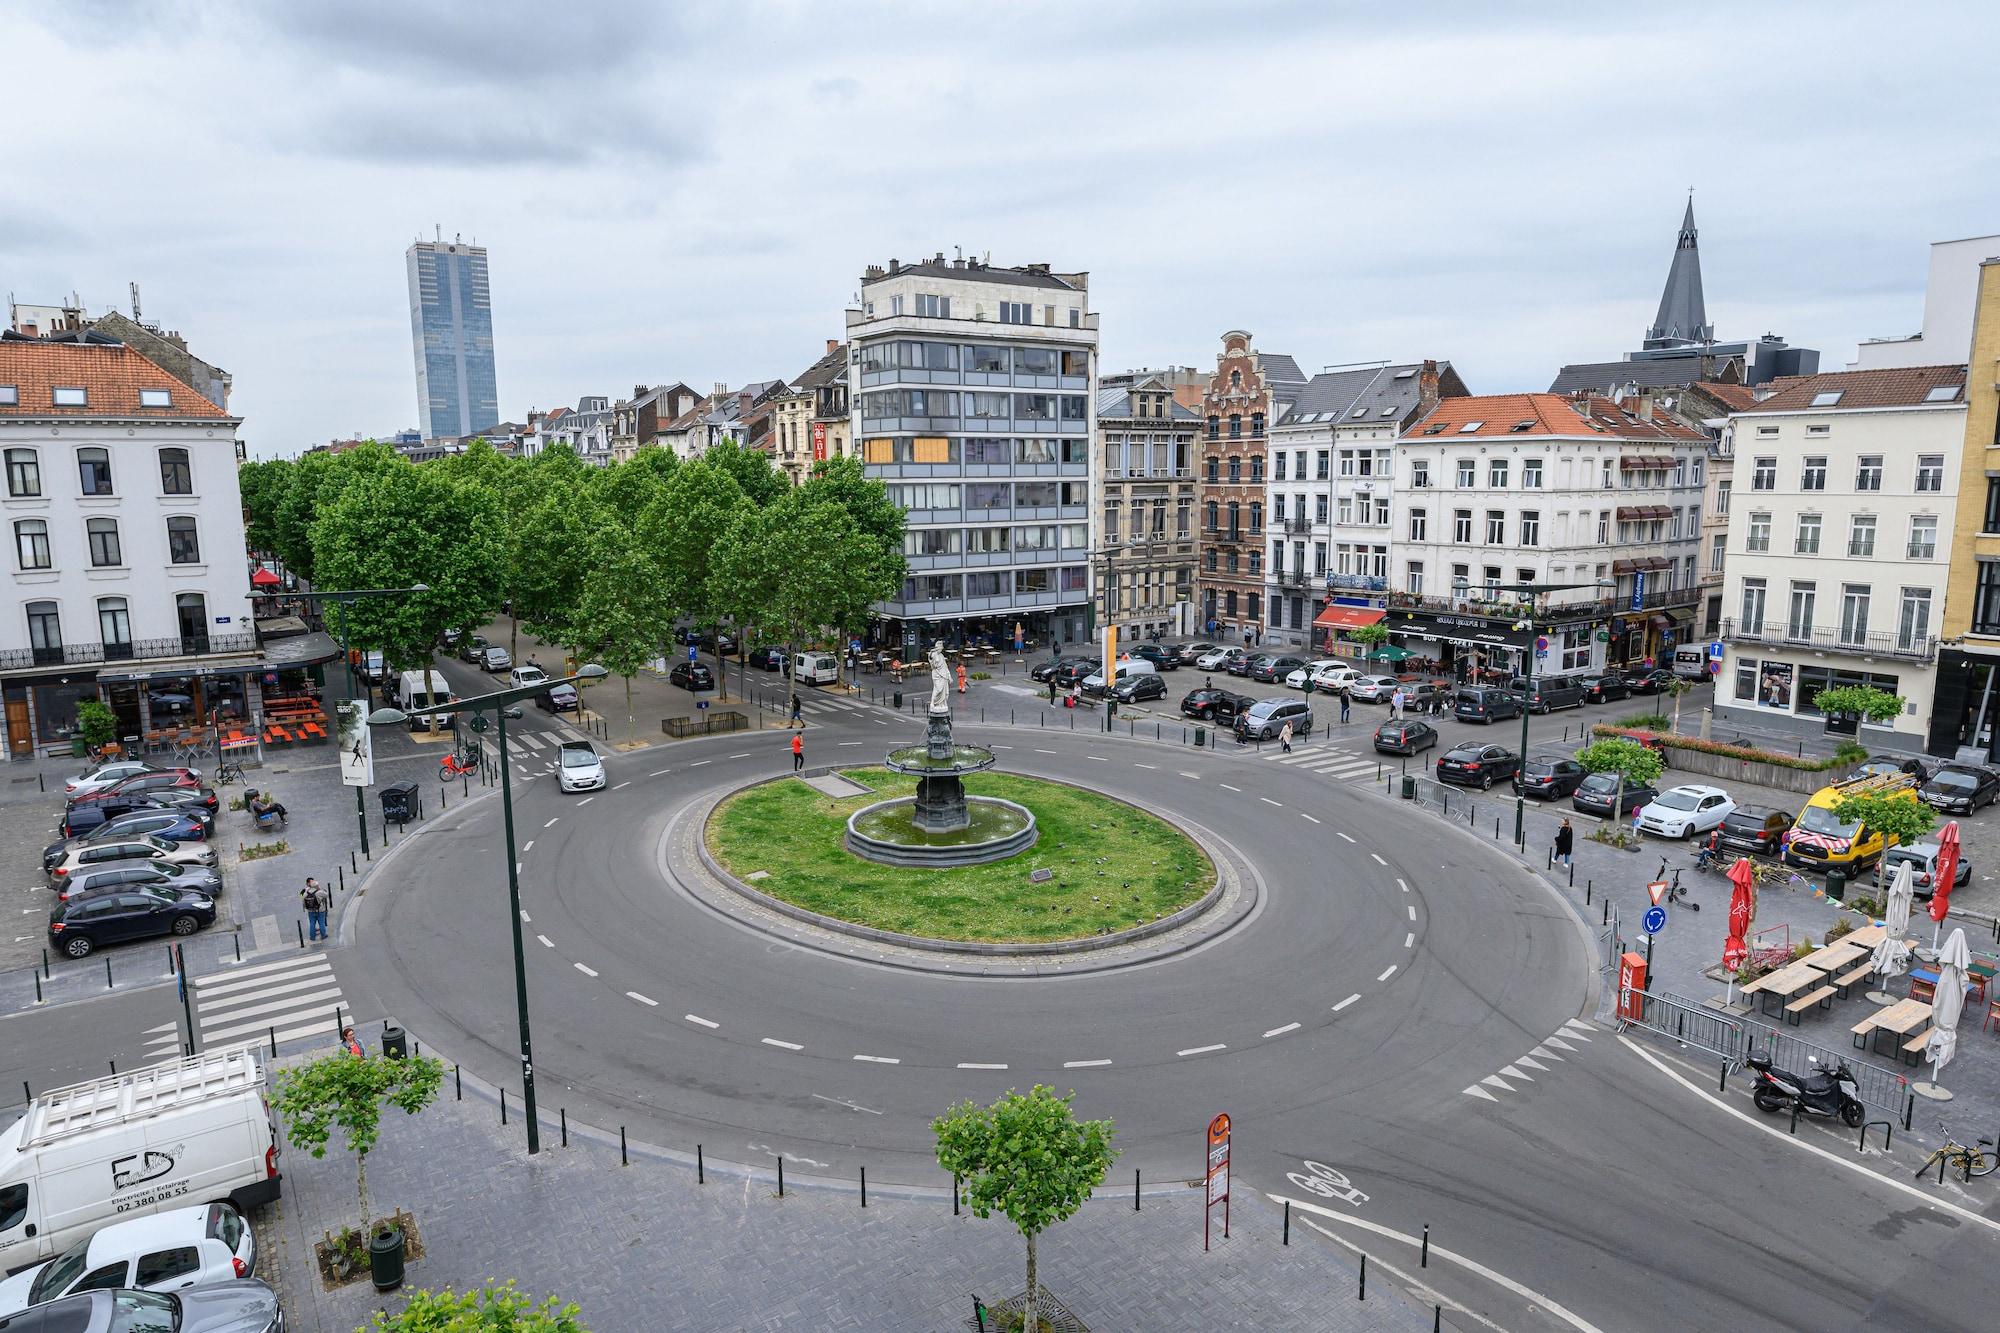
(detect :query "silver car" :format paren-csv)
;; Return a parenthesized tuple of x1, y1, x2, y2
(480, 645, 514, 672)
(1348, 674, 1401, 703)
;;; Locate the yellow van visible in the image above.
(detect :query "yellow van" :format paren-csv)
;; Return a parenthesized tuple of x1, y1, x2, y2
(1781, 771, 1918, 872)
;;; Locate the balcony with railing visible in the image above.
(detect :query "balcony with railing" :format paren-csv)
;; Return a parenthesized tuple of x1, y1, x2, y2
(1717, 617, 1936, 663)
(1283, 516, 1311, 535)
(1276, 568, 1310, 589)
(1, 632, 259, 673)
(1382, 583, 1701, 620)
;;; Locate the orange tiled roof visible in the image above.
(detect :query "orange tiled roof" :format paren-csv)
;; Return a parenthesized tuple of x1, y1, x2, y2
(1694, 381, 1757, 412)
(0, 339, 232, 420)
(1406, 392, 1704, 442)
(1744, 364, 1967, 413)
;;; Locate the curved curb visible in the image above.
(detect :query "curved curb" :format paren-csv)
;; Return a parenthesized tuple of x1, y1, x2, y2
(673, 775, 1254, 977)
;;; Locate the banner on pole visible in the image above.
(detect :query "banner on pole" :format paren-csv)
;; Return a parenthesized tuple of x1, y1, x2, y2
(1204, 1112, 1231, 1250)
(335, 700, 374, 787)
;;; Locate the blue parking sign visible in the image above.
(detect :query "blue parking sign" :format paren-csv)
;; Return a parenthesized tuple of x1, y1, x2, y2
(688, 645, 698, 661)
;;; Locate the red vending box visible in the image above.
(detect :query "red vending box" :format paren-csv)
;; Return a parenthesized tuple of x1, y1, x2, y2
(1617, 951, 1647, 1020)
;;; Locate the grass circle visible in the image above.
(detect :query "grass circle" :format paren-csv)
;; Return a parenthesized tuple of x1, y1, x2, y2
(705, 767, 1213, 944)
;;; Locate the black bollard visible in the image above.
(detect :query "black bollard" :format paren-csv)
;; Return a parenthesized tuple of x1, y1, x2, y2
(561, 1107, 568, 1148)
(500, 1089, 507, 1125)
(698, 1143, 705, 1183)
(1421, 1224, 1430, 1267)
(33, 972, 42, 1005)
(954, 1173, 960, 1215)
(233, 933, 242, 963)
(1134, 1168, 1140, 1210)
(621, 1126, 628, 1166)
(861, 1165, 867, 1207)
(777, 1157, 784, 1198)
(1359, 1253, 1367, 1301)
(269, 1025, 276, 1056)
(1283, 1199, 1290, 1244)
(455, 1064, 462, 1099)
(105, 956, 113, 989)
(297, 919, 305, 948)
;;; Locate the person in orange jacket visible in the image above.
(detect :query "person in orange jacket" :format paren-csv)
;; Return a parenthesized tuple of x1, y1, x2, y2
(791, 731, 804, 772)
(956, 663, 967, 694)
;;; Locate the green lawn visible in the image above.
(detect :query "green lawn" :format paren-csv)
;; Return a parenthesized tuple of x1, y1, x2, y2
(705, 767, 1212, 943)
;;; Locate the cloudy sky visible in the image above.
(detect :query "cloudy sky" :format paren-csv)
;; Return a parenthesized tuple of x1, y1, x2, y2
(7, 2, 1999, 456)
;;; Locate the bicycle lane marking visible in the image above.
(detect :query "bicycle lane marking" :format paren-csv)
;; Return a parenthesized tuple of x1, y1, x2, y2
(1620, 1036, 2000, 1237)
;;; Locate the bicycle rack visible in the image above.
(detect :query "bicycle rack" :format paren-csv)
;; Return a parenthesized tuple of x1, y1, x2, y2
(1858, 1120, 1892, 1155)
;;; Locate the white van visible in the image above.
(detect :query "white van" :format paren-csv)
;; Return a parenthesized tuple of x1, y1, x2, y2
(791, 652, 840, 686)
(0, 1048, 281, 1277)
(1672, 644, 1711, 680)
(1080, 657, 1158, 696)
(395, 670, 453, 729)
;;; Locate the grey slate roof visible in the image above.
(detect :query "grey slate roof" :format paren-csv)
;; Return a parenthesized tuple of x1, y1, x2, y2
(1278, 361, 1462, 428)
(1258, 352, 1308, 386)
(1095, 386, 1198, 420)
(1547, 354, 1743, 395)
(1644, 199, 1714, 348)
(862, 260, 1079, 291)
(789, 344, 848, 393)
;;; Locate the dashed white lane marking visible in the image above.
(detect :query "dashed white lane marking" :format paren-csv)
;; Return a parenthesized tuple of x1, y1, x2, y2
(522, 840, 534, 852)
(1179, 771, 1201, 779)
(1178, 1043, 1227, 1057)
(1219, 783, 1242, 792)
(992, 744, 1013, 750)
(613, 781, 631, 790)
(536, 935, 555, 948)
(690, 759, 711, 767)
(1405, 932, 1415, 948)
(761, 1037, 804, 1051)
(1034, 748, 1059, 755)
(1262, 1022, 1301, 1039)
(1134, 763, 1158, 769)
(577, 796, 595, 805)
(1300, 813, 1321, 824)
(1407, 904, 1417, 921)
(1087, 755, 1108, 763)
(519, 911, 531, 923)
(1398, 878, 1410, 892)
(543, 817, 559, 828)
(853, 1054, 900, 1064)
(1259, 796, 1282, 807)
(1377, 964, 1398, 982)
(1063, 1058, 1112, 1068)
(574, 963, 598, 977)
(650, 768, 672, 777)
(685, 1014, 719, 1029)
(1332, 994, 1361, 1012)
(729, 752, 751, 759)
(1337, 831, 1356, 843)
(957, 1062, 1007, 1070)
(626, 991, 658, 1006)
(1371, 852, 1388, 866)
(837, 741, 862, 746)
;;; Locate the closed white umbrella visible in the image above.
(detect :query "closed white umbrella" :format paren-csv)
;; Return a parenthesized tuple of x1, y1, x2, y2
(1867, 862, 1915, 1004)
(1918, 928, 1972, 1100)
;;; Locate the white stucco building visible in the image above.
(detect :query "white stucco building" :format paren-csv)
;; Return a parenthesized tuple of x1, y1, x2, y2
(1716, 365, 1969, 749)
(1849, 235, 2000, 370)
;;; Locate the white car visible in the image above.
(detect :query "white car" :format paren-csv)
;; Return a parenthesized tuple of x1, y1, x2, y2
(1282, 659, 1343, 690)
(1635, 784, 1735, 838)
(64, 761, 165, 798)
(480, 645, 513, 673)
(557, 741, 605, 793)
(508, 665, 549, 689)
(1307, 664, 1362, 694)
(1348, 674, 1402, 703)
(48, 834, 218, 886)
(0, 1202, 255, 1313)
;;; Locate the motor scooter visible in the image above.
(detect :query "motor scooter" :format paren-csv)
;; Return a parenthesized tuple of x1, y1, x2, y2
(1747, 1052, 1865, 1128)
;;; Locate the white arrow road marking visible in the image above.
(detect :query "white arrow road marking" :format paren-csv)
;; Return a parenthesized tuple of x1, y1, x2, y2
(1529, 1044, 1564, 1061)
(1498, 1064, 1531, 1081)
(1560, 1023, 1593, 1041)
(684, 1014, 719, 1029)
(1271, 1196, 1606, 1333)
(1332, 994, 1360, 1012)
(1516, 1055, 1549, 1072)
(1545, 1035, 1578, 1052)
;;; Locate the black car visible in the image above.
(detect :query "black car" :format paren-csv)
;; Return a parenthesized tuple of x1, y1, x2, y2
(0, 1283, 281, 1332)
(1227, 652, 1264, 677)
(1572, 772, 1657, 817)
(1626, 667, 1676, 695)
(1453, 686, 1521, 724)
(1179, 688, 1254, 724)
(457, 634, 489, 663)
(1919, 763, 2000, 814)
(1031, 655, 1086, 683)
(747, 646, 787, 671)
(669, 661, 715, 691)
(1437, 743, 1521, 789)
(60, 790, 216, 840)
(1714, 804, 1790, 856)
(48, 883, 216, 957)
(1250, 654, 1307, 684)
(1127, 645, 1177, 672)
(696, 631, 737, 656)
(1578, 672, 1631, 704)
(42, 809, 211, 872)
(1109, 674, 1168, 704)
(1515, 755, 1587, 799)
(1055, 659, 1100, 688)
(535, 682, 580, 712)
(1373, 719, 1439, 756)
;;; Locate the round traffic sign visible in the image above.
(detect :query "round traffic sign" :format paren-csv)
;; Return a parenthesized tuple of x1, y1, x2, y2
(1642, 905, 1667, 935)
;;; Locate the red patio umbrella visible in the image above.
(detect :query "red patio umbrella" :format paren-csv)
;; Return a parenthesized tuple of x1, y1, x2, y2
(1929, 820, 1961, 944)
(1722, 856, 1755, 979)
(250, 567, 281, 587)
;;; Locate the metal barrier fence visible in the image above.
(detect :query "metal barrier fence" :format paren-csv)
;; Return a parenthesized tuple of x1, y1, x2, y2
(1737, 1013, 1911, 1112)
(1617, 987, 1741, 1064)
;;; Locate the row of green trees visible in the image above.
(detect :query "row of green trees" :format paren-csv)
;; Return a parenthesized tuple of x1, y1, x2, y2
(238, 440, 906, 718)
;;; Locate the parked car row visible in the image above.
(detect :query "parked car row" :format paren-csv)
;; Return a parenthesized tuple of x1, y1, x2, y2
(43, 762, 226, 959)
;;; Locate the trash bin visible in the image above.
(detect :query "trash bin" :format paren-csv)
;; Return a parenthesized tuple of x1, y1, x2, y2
(1194, 727, 1206, 748)
(380, 1022, 407, 1060)
(380, 781, 419, 826)
(368, 1223, 405, 1291)
(1824, 864, 1851, 903)
(893, 691, 903, 710)
(1401, 775, 1417, 800)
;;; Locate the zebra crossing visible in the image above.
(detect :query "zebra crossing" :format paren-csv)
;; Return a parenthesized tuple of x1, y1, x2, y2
(1257, 744, 1387, 785)
(145, 952, 350, 1057)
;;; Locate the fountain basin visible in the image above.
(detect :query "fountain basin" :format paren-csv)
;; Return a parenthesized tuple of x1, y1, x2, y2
(844, 795, 1038, 867)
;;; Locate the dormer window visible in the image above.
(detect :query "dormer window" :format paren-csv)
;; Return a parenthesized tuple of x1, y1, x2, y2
(140, 388, 172, 408)
(0, 386, 16, 405)
(52, 387, 86, 407)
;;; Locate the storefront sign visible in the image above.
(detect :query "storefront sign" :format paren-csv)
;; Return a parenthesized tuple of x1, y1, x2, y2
(1757, 661, 1794, 710)
(1630, 571, 1647, 611)
(811, 422, 827, 462)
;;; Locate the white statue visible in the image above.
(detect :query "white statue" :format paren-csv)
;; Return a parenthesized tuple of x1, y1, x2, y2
(928, 641, 951, 715)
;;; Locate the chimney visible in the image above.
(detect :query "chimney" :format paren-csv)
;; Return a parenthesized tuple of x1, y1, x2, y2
(826, 339, 840, 356)
(739, 391, 753, 414)
(712, 381, 727, 402)
(887, 258, 900, 274)
(1416, 360, 1441, 414)
(634, 384, 648, 399)
(1635, 392, 1655, 421)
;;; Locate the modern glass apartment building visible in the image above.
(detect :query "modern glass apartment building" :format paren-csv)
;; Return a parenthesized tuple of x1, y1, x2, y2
(406, 237, 499, 442)
(845, 255, 1098, 653)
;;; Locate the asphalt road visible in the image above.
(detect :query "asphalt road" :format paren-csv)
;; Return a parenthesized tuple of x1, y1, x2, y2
(329, 699, 2000, 1331)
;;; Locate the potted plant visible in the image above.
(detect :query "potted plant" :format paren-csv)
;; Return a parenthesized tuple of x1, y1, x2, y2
(1812, 685, 1903, 737)
(74, 700, 118, 756)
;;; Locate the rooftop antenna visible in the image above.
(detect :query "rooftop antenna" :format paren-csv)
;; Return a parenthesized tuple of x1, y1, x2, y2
(435, 224, 442, 243)
(129, 283, 141, 323)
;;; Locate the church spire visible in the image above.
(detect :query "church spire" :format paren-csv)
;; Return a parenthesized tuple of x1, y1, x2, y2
(1643, 194, 1713, 350)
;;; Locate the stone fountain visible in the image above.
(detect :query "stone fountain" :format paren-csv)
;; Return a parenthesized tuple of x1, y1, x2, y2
(843, 642, 1038, 867)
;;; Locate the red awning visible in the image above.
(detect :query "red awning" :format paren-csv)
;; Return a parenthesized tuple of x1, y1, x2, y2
(250, 568, 281, 587)
(1314, 605, 1386, 630)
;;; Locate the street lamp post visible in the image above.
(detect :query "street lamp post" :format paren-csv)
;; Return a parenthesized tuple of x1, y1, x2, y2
(367, 663, 608, 1155)
(294, 585, 428, 857)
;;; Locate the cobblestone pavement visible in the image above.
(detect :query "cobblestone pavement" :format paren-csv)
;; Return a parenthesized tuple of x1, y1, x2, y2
(263, 1081, 1452, 1333)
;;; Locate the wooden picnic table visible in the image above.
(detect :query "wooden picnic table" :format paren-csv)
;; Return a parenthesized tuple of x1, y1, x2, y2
(1845, 924, 1888, 949)
(1742, 961, 1831, 1021)
(1852, 997, 1932, 1063)
(1800, 940, 1869, 974)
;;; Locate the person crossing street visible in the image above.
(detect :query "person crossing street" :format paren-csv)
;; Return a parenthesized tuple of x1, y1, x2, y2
(1339, 687, 1351, 724)
(1279, 719, 1294, 753)
(790, 732, 805, 772)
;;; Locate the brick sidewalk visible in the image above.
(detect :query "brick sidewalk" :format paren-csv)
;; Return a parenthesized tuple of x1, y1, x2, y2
(261, 1074, 1450, 1332)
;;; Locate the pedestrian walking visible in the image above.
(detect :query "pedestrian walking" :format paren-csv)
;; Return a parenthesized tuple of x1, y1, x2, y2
(956, 663, 967, 694)
(1049, 677, 1060, 705)
(790, 694, 803, 728)
(790, 732, 804, 772)
(1339, 688, 1351, 724)
(1279, 720, 1293, 753)
(301, 878, 328, 942)
(1555, 819, 1575, 867)
(1390, 688, 1405, 721)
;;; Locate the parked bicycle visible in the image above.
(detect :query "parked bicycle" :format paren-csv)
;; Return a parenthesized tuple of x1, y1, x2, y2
(215, 759, 246, 786)
(1916, 1134, 1997, 1183)
(439, 744, 481, 782)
